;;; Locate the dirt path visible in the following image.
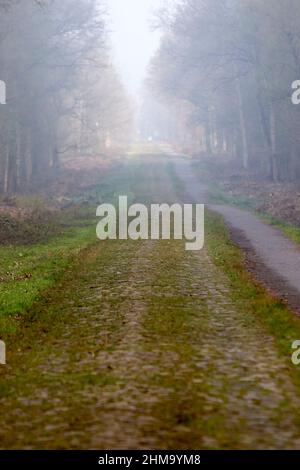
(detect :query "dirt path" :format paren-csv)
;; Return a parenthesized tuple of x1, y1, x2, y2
(175, 158, 300, 313)
(1, 157, 300, 449)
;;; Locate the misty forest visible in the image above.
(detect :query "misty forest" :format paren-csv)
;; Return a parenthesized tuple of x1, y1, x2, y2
(2, 0, 300, 452)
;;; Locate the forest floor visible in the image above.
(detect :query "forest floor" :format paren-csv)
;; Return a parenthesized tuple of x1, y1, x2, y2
(2, 151, 300, 449)
(191, 157, 300, 226)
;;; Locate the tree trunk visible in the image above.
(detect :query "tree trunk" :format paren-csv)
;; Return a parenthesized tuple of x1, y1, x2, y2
(4, 116, 18, 194)
(269, 103, 278, 182)
(204, 121, 212, 154)
(235, 76, 249, 170)
(256, 94, 278, 182)
(3, 142, 9, 194)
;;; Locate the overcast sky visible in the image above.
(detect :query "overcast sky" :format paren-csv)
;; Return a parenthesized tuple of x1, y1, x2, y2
(107, 0, 163, 96)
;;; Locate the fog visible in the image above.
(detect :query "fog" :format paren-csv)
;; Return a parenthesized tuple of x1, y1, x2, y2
(108, 0, 163, 96)
(2, 0, 300, 455)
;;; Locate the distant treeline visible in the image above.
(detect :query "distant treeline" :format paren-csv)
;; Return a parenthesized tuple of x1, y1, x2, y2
(149, 0, 300, 181)
(0, 0, 132, 195)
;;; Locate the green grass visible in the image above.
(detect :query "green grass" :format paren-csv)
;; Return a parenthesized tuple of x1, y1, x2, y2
(0, 224, 96, 333)
(0, 160, 146, 335)
(207, 184, 254, 210)
(0, 157, 175, 335)
(257, 213, 300, 244)
(170, 160, 300, 389)
(167, 161, 186, 197)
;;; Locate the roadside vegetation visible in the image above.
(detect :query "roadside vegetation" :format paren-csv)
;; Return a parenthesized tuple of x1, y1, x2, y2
(170, 160, 300, 392)
(206, 211, 300, 391)
(0, 160, 142, 336)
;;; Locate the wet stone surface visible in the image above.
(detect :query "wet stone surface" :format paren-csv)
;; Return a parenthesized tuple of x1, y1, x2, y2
(0, 238, 300, 449)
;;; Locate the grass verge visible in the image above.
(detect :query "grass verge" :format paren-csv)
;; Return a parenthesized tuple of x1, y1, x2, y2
(0, 223, 97, 334)
(169, 160, 300, 390)
(0, 160, 146, 336)
(206, 210, 300, 390)
(0, 155, 176, 338)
